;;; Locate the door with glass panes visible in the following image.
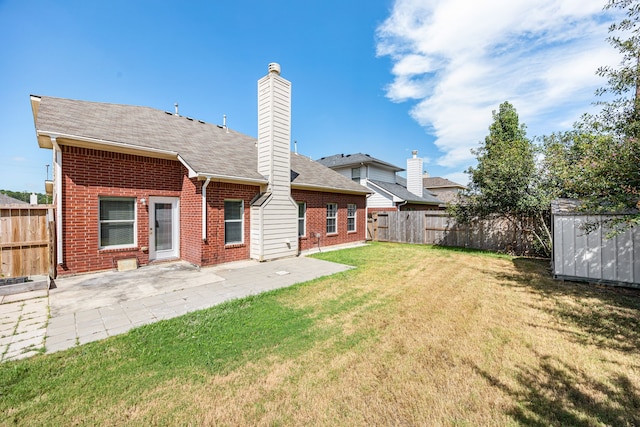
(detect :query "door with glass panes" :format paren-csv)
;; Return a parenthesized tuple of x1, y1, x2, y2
(148, 197, 179, 260)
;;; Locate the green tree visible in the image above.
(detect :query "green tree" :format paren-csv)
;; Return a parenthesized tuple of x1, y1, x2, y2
(541, 0, 640, 234)
(451, 101, 552, 256)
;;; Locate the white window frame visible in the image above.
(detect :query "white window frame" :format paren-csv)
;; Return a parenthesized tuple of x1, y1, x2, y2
(298, 202, 306, 237)
(347, 203, 357, 232)
(224, 199, 244, 245)
(351, 167, 361, 182)
(326, 203, 337, 234)
(99, 197, 137, 249)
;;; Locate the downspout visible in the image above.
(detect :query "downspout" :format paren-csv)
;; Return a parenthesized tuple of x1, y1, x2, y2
(202, 178, 211, 240)
(51, 137, 63, 264)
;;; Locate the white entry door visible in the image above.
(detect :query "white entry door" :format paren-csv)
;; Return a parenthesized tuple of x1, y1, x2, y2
(149, 197, 180, 261)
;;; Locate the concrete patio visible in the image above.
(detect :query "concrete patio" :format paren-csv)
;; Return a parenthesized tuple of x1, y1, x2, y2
(0, 251, 359, 362)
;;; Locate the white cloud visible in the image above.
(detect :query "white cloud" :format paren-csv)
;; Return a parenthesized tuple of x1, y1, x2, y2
(376, 0, 619, 171)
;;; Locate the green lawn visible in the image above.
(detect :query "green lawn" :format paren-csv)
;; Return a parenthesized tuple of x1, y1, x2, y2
(1, 242, 639, 426)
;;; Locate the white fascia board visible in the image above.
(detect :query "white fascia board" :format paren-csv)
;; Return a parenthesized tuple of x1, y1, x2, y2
(366, 180, 403, 202)
(196, 173, 268, 186)
(292, 183, 371, 195)
(37, 131, 179, 158)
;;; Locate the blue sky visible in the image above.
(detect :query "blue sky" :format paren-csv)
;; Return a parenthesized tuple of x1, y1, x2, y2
(0, 0, 619, 194)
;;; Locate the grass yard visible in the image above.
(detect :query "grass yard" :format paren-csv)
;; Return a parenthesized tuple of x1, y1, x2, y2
(1, 242, 639, 426)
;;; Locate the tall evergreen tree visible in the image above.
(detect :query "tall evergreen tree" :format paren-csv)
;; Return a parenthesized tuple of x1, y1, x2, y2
(452, 101, 551, 255)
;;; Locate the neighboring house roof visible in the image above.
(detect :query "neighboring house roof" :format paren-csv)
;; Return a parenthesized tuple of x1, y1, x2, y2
(423, 177, 466, 189)
(368, 179, 442, 205)
(0, 193, 28, 205)
(316, 153, 403, 172)
(32, 96, 369, 195)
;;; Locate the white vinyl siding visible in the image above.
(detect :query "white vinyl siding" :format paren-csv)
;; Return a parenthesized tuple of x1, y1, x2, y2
(368, 166, 396, 183)
(99, 197, 136, 249)
(298, 202, 306, 237)
(326, 203, 337, 234)
(366, 184, 395, 208)
(224, 200, 243, 245)
(347, 203, 357, 232)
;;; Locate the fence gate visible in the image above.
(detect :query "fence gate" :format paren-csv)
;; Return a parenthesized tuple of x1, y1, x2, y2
(0, 205, 53, 278)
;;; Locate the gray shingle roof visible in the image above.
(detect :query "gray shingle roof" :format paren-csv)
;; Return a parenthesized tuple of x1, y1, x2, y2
(423, 177, 465, 189)
(316, 153, 403, 172)
(369, 179, 443, 205)
(33, 96, 369, 194)
(0, 193, 29, 205)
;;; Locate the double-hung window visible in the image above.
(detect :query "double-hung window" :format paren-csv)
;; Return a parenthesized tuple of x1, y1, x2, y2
(298, 202, 306, 237)
(347, 203, 357, 232)
(351, 167, 361, 182)
(224, 200, 243, 245)
(326, 203, 337, 234)
(99, 197, 136, 249)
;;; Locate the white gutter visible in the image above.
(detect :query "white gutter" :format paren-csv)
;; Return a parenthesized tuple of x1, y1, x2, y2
(51, 137, 63, 264)
(196, 173, 268, 186)
(291, 182, 371, 195)
(201, 178, 211, 240)
(37, 131, 179, 158)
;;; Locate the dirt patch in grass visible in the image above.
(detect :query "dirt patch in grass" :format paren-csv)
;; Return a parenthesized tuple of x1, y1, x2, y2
(2, 243, 639, 426)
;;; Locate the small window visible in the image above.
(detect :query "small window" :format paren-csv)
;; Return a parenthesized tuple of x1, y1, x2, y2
(326, 203, 337, 234)
(298, 202, 306, 237)
(347, 203, 357, 232)
(224, 200, 243, 244)
(351, 167, 361, 182)
(99, 197, 136, 248)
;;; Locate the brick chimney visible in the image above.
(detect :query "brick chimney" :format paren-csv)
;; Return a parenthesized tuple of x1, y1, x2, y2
(407, 150, 424, 198)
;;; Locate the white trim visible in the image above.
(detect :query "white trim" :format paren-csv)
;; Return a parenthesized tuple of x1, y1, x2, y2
(202, 178, 211, 240)
(37, 131, 179, 157)
(148, 196, 180, 260)
(98, 197, 137, 250)
(224, 199, 244, 245)
(347, 203, 357, 232)
(51, 137, 63, 264)
(326, 202, 338, 235)
(297, 201, 306, 237)
(366, 180, 403, 203)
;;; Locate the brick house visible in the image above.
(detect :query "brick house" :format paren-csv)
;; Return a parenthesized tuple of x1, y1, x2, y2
(316, 151, 442, 213)
(422, 176, 466, 206)
(31, 63, 370, 276)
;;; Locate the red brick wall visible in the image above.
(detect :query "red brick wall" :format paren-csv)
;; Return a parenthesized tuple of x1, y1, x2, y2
(201, 182, 260, 265)
(292, 189, 367, 252)
(58, 146, 367, 275)
(179, 176, 202, 266)
(60, 145, 185, 275)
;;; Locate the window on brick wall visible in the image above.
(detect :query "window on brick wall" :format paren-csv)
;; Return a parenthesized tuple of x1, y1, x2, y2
(99, 197, 136, 249)
(347, 203, 357, 232)
(326, 203, 337, 234)
(298, 202, 306, 237)
(224, 200, 243, 245)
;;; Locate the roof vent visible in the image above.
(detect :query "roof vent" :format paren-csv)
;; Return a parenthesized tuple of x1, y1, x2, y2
(174, 102, 179, 116)
(268, 63, 281, 75)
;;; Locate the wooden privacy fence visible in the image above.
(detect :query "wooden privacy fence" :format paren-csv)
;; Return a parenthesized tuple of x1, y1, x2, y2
(368, 211, 534, 255)
(0, 205, 54, 278)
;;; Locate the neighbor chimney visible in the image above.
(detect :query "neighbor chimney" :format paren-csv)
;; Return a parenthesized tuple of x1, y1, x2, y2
(407, 150, 424, 198)
(257, 62, 291, 195)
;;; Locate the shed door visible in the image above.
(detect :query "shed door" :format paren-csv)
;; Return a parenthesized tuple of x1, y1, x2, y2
(149, 197, 179, 261)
